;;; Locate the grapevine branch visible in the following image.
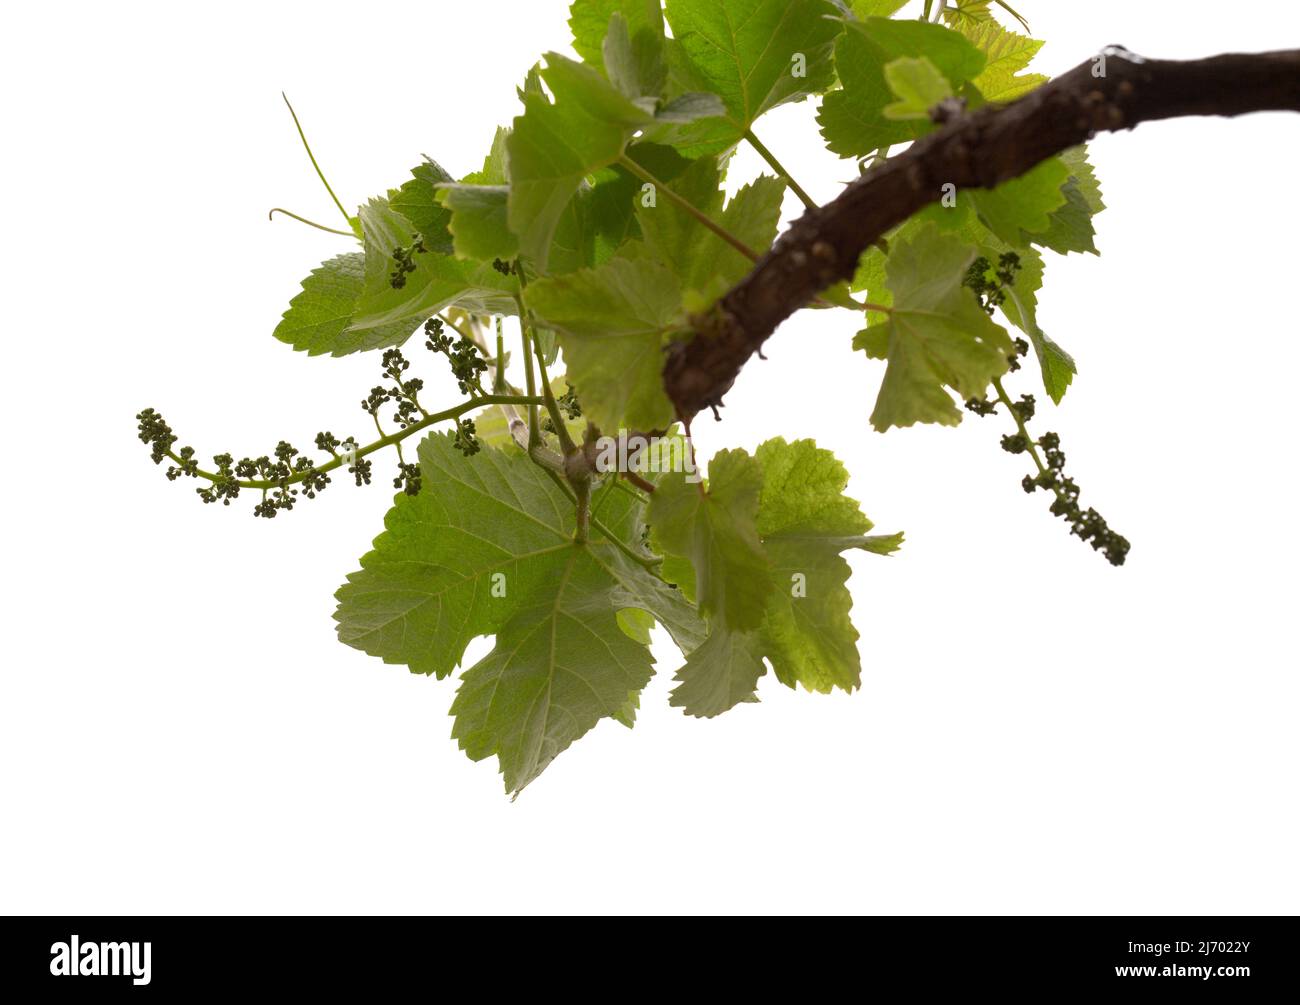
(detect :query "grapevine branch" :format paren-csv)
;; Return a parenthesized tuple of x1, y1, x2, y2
(662, 46, 1300, 422)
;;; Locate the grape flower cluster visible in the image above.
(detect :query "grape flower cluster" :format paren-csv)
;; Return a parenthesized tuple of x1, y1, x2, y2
(136, 321, 494, 515)
(389, 234, 427, 289)
(965, 373, 1130, 566)
(961, 256, 1130, 566)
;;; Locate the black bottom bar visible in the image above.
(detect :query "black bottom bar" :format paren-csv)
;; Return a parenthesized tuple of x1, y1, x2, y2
(0, 916, 1290, 993)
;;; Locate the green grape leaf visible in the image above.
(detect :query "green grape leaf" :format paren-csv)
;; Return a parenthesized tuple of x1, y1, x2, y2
(1025, 322, 1076, 404)
(570, 3, 725, 137)
(669, 627, 767, 718)
(991, 245, 1078, 403)
(507, 54, 652, 271)
(851, 199, 973, 299)
(569, 0, 665, 66)
(1027, 146, 1105, 255)
(524, 254, 682, 432)
(436, 184, 517, 262)
(387, 160, 456, 253)
(655, 91, 727, 122)
(635, 156, 785, 305)
(861, 223, 1014, 430)
(969, 156, 1070, 246)
(753, 436, 876, 548)
(883, 56, 954, 120)
(752, 437, 884, 694)
(583, 450, 710, 655)
(852, 0, 908, 15)
(335, 435, 579, 678)
(450, 542, 656, 795)
(1064, 146, 1105, 217)
(961, 228, 1077, 401)
(612, 687, 642, 728)
(586, 142, 696, 264)
(818, 17, 986, 158)
(463, 127, 511, 186)
(850, 18, 986, 95)
(438, 123, 656, 273)
(602, 11, 667, 104)
(616, 606, 657, 645)
(273, 253, 417, 357)
(547, 177, 637, 275)
(956, 15, 1047, 102)
(336, 433, 707, 794)
(648, 450, 775, 631)
(940, 0, 994, 29)
(518, 62, 546, 101)
(350, 197, 518, 332)
(661, 0, 843, 150)
(859, 211, 1080, 403)
(654, 438, 900, 714)
(606, 547, 709, 658)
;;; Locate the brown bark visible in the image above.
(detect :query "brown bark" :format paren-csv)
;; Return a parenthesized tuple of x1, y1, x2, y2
(662, 47, 1300, 423)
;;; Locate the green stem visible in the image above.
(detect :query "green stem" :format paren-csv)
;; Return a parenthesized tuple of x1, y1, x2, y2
(994, 0, 1030, 31)
(536, 468, 658, 567)
(992, 373, 1085, 528)
(616, 155, 759, 262)
(534, 345, 578, 455)
(517, 302, 542, 447)
(743, 129, 816, 210)
(494, 317, 507, 393)
(991, 377, 1046, 476)
(573, 479, 591, 543)
(267, 208, 356, 238)
(592, 513, 661, 568)
(281, 92, 353, 228)
(169, 394, 544, 490)
(610, 477, 649, 504)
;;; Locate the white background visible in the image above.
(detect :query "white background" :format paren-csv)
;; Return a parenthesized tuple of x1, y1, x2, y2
(1, 1, 1297, 915)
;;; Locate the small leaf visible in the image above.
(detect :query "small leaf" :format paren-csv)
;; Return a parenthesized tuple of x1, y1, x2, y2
(992, 246, 1078, 403)
(957, 15, 1047, 102)
(387, 160, 455, 253)
(1026, 146, 1105, 255)
(507, 53, 652, 271)
(569, 0, 665, 66)
(350, 197, 517, 333)
(436, 184, 517, 262)
(753, 438, 884, 694)
(652, 438, 901, 711)
(969, 156, 1070, 246)
(883, 56, 954, 120)
(273, 253, 417, 357)
(866, 223, 1014, 430)
(601, 10, 666, 102)
(818, 17, 986, 158)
